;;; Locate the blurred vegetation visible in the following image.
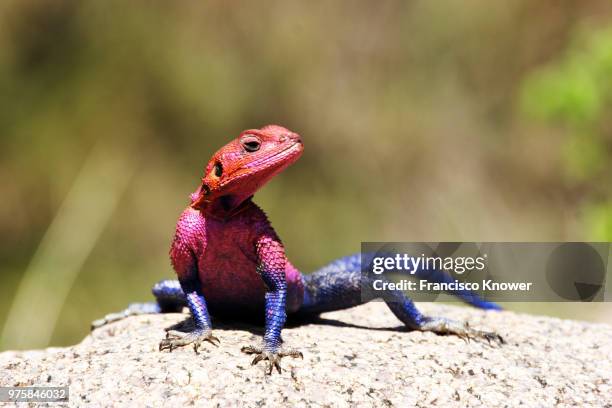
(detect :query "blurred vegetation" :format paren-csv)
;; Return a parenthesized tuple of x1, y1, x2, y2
(521, 26, 612, 240)
(1, 0, 611, 350)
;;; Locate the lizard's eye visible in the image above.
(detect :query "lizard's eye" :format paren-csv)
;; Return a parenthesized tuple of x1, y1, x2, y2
(241, 135, 261, 153)
(213, 161, 223, 177)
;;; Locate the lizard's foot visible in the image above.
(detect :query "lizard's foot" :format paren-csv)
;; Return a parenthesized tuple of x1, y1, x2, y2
(91, 302, 160, 330)
(241, 345, 303, 375)
(419, 317, 504, 345)
(159, 328, 220, 353)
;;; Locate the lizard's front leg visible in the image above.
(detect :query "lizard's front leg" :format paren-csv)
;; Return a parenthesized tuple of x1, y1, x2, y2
(159, 279, 219, 353)
(241, 235, 303, 374)
(162, 211, 219, 353)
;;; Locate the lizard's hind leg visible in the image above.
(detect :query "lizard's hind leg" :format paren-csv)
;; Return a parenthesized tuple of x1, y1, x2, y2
(91, 279, 186, 329)
(298, 254, 503, 344)
(384, 289, 504, 344)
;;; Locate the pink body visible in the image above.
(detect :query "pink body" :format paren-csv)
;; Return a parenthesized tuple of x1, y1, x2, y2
(171, 205, 304, 313)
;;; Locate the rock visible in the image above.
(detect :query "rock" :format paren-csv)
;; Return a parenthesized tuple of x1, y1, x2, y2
(1, 303, 610, 407)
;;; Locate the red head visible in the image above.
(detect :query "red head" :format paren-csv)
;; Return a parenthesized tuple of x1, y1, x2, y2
(191, 125, 303, 214)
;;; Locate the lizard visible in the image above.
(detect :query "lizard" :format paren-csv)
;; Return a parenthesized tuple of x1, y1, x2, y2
(92, 125, 504, 375)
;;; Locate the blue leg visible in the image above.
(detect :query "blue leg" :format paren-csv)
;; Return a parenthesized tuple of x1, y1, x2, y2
(158, 277, 220, 353)
(240, 235, 303, 374)
(152, 279, 187, 311)
(383, 284, 504, 343)
(91, 279, 186, 329)
(299, 254, 504, 344)
(404, 261, 501, 310)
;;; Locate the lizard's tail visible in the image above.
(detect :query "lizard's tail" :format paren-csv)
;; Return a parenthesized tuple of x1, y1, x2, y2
(405, 262, 501, 310)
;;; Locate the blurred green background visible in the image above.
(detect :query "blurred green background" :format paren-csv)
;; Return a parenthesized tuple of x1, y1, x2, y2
(1, 0, 612, 351)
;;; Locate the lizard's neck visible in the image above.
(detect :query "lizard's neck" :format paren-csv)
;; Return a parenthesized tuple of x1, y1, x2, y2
(202, 194, 254, 220)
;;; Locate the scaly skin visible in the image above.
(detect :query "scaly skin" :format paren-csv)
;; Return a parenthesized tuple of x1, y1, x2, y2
(93, 125, 503, 375)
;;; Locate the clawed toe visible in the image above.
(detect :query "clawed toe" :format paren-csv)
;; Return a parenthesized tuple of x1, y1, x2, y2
(241, 345, 303, 375)
(159, 329, 220, 352)
(462, 323, 504, 345)
(480, 330, 505, 345)
(420, 318, 504, 346)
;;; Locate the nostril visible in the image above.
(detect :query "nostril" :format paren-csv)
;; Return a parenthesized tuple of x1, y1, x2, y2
(288, 133, 302, 144)
(201, 184, 211, 195)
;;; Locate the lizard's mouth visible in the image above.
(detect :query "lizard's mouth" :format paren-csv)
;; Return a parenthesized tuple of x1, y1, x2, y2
(243, 140, 303, 172)
(191, 183, 212, 208)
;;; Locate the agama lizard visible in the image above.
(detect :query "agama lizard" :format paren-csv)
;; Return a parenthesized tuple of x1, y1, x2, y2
(93, 125, 503, 374)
